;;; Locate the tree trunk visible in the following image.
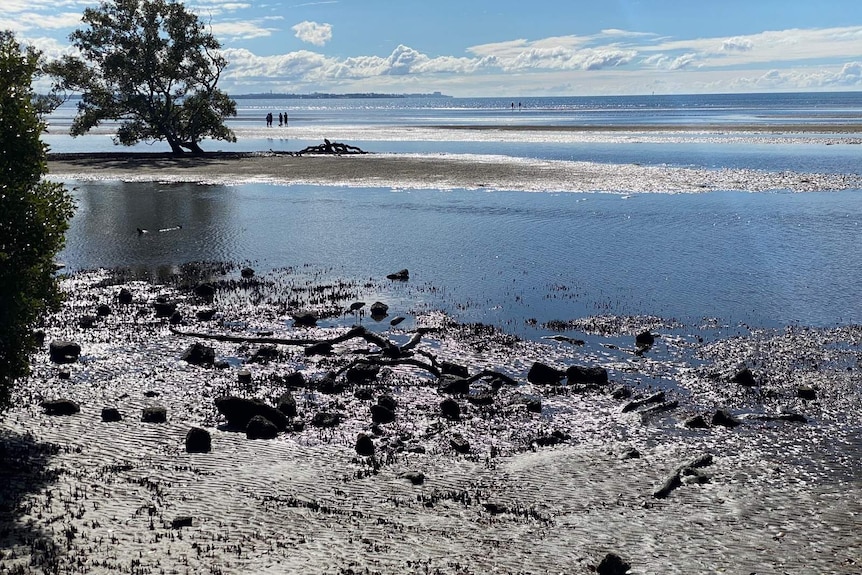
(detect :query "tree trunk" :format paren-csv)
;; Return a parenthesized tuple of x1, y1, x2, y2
(183, 141, 204, 155)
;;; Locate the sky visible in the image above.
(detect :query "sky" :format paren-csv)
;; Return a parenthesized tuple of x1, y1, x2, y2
(2, 0, 862, 96)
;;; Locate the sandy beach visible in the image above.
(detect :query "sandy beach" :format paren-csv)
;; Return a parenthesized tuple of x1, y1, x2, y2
(2, 263, 860, 574)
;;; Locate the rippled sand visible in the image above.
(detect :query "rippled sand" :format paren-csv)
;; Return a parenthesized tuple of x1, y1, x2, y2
(2, 268, 860, 574)
(48, 151, 862, 193)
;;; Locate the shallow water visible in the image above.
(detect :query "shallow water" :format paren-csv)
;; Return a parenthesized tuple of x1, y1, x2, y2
(60, 181, 862, 333)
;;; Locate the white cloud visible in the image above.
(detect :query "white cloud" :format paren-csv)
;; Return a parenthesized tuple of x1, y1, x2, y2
(291, 20, 332, 46)
(210, 20, 276, 41)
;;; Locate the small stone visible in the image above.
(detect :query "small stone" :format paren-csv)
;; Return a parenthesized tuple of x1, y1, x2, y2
(450, 433, 470, 454)
(142, 406, 167, 423)
(440, 398, 461, 420)
(619, 447, 641, 460)
(277, 390, 297, 417)
(311, 412, 341, 428)
(527, 361, 564, 385)
(171, 516, 193, 529)
(401, 471, 425, 485)
(117, 288, 133, 304)
(389, 316, 406, 326)
(386, 269, 409, 281)
(185, 427, 212, 453)
(597, 552, 631, 575)
(96, 304, 112, 317)
(684, 414, 709, 429)
(196, 309, 217, 321)
(355, 433, 375, 456)
(524, 398, 542, 413)
(371, 404, 396, 424)
(57, 367, 71, 380)
(101, 407, 122, 422)
(237, 369, 252, 384)
(42, 399, 80, 416)
(169, 310, 183, 325)
(731, 367, 757, 387)
(246, 415, 278, 440)
(797, 386, 817, 400)
(712, 409, 740, 428)
(635, 331, 655, 347)
(240, 267, 255, 278)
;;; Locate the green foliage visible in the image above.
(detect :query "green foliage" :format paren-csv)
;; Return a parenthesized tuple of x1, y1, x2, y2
(0, 31, 75, 413)
(47, 0, 237, 154)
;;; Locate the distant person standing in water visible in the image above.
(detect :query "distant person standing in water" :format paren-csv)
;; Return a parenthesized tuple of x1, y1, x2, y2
(266, 112, 273, 127)
(278, 112, 283, 126)
(283, 112, 288, 126)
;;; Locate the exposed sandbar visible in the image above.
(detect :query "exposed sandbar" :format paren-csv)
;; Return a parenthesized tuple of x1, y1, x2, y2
(47, 151, 862, 193)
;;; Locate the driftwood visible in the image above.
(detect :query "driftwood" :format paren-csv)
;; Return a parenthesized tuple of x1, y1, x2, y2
(297, 138, 367, 155)
(653, 453, 713, 499)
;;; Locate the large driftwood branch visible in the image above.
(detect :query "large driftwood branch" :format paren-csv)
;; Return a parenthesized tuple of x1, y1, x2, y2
(170, 325, 421, 357)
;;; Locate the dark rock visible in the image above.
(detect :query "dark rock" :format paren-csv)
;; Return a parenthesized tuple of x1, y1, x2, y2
(621, 391, 666, 413)
(371, 404, 396, 424)
(354, 388, 374, 401)
(653, 453, 713, 499)
(401, 471, 425, 485)
(169, 310, 183, 325)
(142, 406, 167, 423)
(731, 367, 757, 387)
(597, 552, 631, 575)
(214, 360, 230, 369)
(389, 316, 406, 326)
(240, 267, 254, 278)
(185, 427, 212, 453)
(635, 331, 655, 347)
(355, 433, 375, 456)
(33, 329, 46, 346)
(292, 311, 318, 327)
(96, 304, 112, 317)
(684, 414, 709, 429)
(346, 363, 380, 383)
(215, 396, 288, 431)
(181, 342, 215, 366)
(194, 283, 216, 299)
(57, 367, 71, 380)
(534, 430, 570, 447)
(283, 371, 306, 389)
(370, 301, 389, 320)
(375, 394, 396, 412)
(466, 391, 495, 406)
(276, 390, 297, 417)
(482, 503, 507, 515)
(237, 369, 252, 384)
(153, 299, 177, 318)
(101, 407, 122, 422)
(440, 361, 469, 378)
(41, 399, 80, 416)
(566, 365, 609, 385)
(620, 447, 641, 460)
(450, 434, 470, 454)
(527, 361, 564, 385)
(78, 315, 97, 329)
(438, 375, 470, 394)
(311, 412, 341, 428)
(712, 409, 740, 428)
(196, 309, 217, 321)
(246, 415, 278, 440)
(610, 386, 632, 400)
(316, 371, 345, 394)
(171, 516, 193, 529)
(117, 288, 133, 304)
(524, 398, 542, 413)
(49, 340, 81, 364)
(304, 341, 332, 356)
(143, 390, 160, 398)
(386, 269, 409, 281)
(440, 398, 461, 420)
(797, 386, 817, 400)
(249, 345, 279, 363)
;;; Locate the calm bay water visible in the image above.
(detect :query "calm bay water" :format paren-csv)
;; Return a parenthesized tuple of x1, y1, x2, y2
(60, 180, 862, 333)
(51, 92, 862, 334)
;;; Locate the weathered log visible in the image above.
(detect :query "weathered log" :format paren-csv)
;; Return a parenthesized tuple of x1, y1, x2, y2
(653, 453, 713, 498)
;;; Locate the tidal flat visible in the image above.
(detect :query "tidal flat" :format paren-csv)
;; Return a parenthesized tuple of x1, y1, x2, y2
(1, 263, 860, 574)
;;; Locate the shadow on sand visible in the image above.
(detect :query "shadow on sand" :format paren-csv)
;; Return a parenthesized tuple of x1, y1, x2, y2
(0, 430, 64, 572)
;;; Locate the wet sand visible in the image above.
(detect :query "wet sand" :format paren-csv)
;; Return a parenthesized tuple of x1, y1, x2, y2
(2, 267, 860, 574)
(48, 151, 862, 193)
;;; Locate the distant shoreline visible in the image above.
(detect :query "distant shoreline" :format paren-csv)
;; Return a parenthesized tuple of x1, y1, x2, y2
(428, 123, 862, 133)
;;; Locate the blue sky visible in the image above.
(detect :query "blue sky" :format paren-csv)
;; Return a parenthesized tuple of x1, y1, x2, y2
(3, 0, 862, 96)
